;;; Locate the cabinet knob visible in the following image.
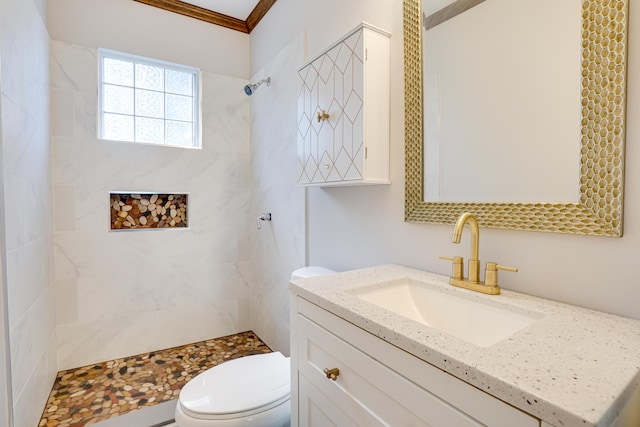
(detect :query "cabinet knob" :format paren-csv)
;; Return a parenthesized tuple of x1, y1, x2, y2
(323, 367, 340, 381)
(324, 163, 331, 169)
(317, 110, 330, 122)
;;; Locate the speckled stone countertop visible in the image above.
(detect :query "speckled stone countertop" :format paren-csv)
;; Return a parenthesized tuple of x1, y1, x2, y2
(289, 264, 640, 427)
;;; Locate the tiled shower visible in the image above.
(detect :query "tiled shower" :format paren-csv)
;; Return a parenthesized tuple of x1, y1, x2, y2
(51, 40, 254, 370)
(2, 1, 308, 424)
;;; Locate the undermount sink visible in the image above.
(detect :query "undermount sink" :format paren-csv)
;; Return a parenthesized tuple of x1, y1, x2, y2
(352, 278, 543, 347)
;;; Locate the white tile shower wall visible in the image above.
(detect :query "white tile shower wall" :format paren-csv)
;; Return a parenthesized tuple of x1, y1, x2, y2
(0, 0, 58, 424)
(51, 40, 253, 370)
(249, 35, 306, 355)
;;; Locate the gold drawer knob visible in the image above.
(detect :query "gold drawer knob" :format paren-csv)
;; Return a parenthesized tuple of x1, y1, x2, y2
(323, 368, 340, 381)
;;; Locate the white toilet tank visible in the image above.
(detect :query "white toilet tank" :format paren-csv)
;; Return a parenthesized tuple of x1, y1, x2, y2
(291, 266, 335, 280)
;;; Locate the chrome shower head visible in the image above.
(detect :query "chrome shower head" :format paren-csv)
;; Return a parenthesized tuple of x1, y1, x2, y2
(244, 77, 271, 96)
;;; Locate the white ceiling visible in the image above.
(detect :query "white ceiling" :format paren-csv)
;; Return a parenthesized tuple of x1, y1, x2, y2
(182, 0, 260, 20)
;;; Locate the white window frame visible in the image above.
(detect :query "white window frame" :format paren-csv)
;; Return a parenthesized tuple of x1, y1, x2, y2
(98, 48, 202, 148)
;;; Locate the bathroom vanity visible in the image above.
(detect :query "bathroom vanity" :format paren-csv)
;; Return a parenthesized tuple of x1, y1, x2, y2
(289, 265, 640, 427)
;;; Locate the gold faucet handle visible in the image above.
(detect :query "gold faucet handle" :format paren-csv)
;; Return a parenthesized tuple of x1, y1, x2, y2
(484, 262, 518, 288)
(439, 256, 464, 280)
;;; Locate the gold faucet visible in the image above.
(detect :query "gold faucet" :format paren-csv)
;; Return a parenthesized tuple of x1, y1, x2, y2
(440, 212, 517, 295)
(452, 212, 481, 283)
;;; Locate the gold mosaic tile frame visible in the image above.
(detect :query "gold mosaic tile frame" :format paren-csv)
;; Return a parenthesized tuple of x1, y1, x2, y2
(404, 0, 628, 236)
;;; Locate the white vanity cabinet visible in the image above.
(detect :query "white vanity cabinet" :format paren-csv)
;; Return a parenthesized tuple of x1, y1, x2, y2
(290, 297, 540, 427)
(296, 23, 390, 186)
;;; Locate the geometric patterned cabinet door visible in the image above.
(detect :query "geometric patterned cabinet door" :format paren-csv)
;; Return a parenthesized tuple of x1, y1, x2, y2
(297, 23, 391, 186)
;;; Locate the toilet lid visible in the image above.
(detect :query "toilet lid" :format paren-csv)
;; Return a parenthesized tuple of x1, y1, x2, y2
(179, 352, 290, 420)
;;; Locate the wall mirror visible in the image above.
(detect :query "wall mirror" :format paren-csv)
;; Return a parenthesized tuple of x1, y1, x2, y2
(403, 0, 628, 236)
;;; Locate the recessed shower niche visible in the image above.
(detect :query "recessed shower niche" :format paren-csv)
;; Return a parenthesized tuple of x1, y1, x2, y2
(110, 192, 188, 230)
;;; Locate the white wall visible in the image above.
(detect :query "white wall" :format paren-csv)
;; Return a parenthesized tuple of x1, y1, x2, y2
(48, 0, 253, 369)
(249, 35, 306, 355)
(251, 0, 640, 321)
(0, 0, 58, 425)
(0, 111, 11, 427)
(247, 0, 399, 357)
(47, 0, 250, 79)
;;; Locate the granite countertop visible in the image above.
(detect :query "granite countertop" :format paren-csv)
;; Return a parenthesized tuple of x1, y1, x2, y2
(289, 264, 640, 427)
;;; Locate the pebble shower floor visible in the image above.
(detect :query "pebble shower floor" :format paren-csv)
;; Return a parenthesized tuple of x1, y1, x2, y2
(38, 331, 272, 427)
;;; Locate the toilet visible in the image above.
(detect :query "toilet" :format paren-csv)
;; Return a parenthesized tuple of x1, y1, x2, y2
(175, 266, 335, 427)
(175, 351, 291, 427)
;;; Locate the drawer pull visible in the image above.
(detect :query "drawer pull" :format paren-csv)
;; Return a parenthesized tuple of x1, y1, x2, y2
(323, 368, 340, 381)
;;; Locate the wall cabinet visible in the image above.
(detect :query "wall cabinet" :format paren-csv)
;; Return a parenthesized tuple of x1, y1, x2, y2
(296, 23, 390, 186)
(290, 297, 541, 427)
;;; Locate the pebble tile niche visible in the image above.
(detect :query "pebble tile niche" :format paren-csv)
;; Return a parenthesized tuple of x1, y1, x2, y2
(110, 193, 188, 230)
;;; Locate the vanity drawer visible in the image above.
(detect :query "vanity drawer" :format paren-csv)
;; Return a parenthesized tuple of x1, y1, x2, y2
(297, 314, 479, 426)
(295, 297, 539, 427)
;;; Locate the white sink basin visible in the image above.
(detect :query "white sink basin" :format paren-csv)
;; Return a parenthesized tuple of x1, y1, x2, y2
(352, 278, 542, 347)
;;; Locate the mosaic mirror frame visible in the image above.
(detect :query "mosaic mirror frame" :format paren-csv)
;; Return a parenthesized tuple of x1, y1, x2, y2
(404, 0, 628, 236)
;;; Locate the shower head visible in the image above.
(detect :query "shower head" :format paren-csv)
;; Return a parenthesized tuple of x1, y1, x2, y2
(244, 77, 271, 96)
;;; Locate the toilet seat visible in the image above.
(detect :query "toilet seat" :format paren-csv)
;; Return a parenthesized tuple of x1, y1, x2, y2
(178, 352, 290, 421)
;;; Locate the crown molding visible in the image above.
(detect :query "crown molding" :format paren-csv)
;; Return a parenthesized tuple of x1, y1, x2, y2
(133, 0, 276, 33)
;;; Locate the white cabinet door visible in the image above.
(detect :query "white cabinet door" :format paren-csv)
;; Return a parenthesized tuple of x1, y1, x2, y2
(297, 23, 390, 186)
(299, 375, 366, 427)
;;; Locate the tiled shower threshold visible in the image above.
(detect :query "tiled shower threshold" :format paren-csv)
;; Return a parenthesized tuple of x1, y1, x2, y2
(38, 331, 271, 427)
(91, 401, 177, 427)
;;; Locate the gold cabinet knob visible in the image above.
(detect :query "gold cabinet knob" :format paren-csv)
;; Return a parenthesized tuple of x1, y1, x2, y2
(317, 110, 330, 122)
(323, 368, 340, 381)
(324, 163, 331, 169)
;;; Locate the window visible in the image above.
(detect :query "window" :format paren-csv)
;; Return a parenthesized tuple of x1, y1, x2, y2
(98, 49, 201, 148)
